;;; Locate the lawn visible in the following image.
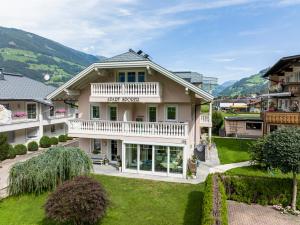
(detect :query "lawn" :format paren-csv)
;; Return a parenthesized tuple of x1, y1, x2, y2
(213, 137, 255, 164)
(0, 174, 204, 225)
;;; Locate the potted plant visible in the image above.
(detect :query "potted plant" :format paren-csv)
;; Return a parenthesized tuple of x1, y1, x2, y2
(116, 155, 122, 172)
(104, 156, 109, 165)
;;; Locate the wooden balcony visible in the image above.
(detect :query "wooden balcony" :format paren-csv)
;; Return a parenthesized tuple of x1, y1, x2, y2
(263, 112, 300, 124)
(68, 119, 188, 139)
(90, 82, 162, 103)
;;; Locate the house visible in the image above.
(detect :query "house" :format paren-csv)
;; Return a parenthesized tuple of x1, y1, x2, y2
(173, 71, 218, 93)
(47, 49, 214, 178)
(224, 117, 263, 138)
(261, 55, 300, 133)
(0, 69, 75, 145)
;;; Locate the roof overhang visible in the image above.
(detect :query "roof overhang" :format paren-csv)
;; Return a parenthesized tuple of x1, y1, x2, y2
(260, 92, 292, 98)
(263, 55, 300, 77)
(47, 61, 214, 102)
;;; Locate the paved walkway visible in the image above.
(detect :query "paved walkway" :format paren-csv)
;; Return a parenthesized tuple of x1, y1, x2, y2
(228, 200, 300, 225)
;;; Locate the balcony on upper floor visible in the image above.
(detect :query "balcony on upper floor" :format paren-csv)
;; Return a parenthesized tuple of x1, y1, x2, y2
(90, 82, 162, 103)
(262, 111, 300, 125)
(199, 113, 212, 127)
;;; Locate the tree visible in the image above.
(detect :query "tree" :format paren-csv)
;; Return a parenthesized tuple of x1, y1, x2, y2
(212, 111, 223, 135)
(0, 133, 9, 161)
(251, 127, 300, 210)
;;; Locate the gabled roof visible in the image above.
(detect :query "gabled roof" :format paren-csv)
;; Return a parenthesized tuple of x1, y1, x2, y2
(101, 50, 150, 63)
(47, 50, 214, 102)
(0, 71, 55, 105)
(173, 71, 203, 84)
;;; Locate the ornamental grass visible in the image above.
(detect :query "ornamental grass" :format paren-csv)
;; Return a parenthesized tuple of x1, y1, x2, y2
(8, 147, 92, 196)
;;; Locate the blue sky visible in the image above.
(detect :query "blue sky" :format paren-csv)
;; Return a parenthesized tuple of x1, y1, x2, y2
(1, 0, 300, 83)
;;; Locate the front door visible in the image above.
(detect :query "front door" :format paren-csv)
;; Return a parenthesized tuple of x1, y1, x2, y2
(110, 140, 118, 161)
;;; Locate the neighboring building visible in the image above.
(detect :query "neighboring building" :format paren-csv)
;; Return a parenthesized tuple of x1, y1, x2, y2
(0, 69, 74, 145)
(173, 71, 218, 93)
(47, 50, 214, 178)
(261, 55, 300, 134)
(224, 117, 263, 138)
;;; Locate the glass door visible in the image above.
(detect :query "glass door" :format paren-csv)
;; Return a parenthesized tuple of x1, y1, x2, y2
(148, 106, 157, 122)
(110, 140, 118, 161)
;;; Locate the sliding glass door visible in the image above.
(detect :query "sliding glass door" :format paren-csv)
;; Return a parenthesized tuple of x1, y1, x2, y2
(154, 146, 168, 173)
(125, 144, 137, 170)
(140, 145, 152, 171)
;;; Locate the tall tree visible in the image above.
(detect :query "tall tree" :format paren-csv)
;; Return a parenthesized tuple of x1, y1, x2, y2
(251, 127, 300, 210)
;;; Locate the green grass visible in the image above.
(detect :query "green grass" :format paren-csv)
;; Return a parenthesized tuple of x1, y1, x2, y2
(213, 137, 255, 164)
(0, 174, 204, 225)
(225, 165, 300, 180)
(221, 112, 260, 118)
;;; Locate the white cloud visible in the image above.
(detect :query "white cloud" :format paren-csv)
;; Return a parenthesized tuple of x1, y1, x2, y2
(225, 66, 253, 72)
(277, 0, 300, 6)
(212, 58, 236, 62)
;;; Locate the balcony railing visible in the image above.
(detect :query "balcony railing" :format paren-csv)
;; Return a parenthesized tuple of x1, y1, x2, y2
(199, 114, 212, 127)
(91, 82, 161, 97)
(263, 112, 300, 124)
(68, 119, 188, 138)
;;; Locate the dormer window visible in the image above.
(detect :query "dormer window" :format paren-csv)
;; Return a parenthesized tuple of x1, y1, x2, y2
(117, 71, 145, 82)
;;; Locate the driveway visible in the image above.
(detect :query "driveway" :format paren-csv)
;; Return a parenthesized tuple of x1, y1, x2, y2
(228, 200, 300, 225)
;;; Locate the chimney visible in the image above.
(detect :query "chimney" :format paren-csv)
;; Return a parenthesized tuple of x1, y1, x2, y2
(0, 68, 4, 80)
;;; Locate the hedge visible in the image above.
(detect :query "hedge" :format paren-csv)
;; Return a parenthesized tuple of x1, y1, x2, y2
(14, 144, 27, 155)
(40, 136, 51, 148)
(219, 178, 228, 225)
(7, 145, 16, 159)
(28, 141, 39, 151)
(221, 175, 300, 209)
(201, 174, 214, 225)
(58, 135, 67, 142)
(50, 137, 59, 146)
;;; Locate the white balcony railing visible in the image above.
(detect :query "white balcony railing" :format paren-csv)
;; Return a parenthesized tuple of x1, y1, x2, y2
(68, 120, 188, 138)
(91, 82, 160, 97)
(199, 114, 212, 127)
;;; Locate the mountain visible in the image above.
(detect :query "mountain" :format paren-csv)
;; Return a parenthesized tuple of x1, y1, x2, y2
(0, 26, 105, 86)
(212, 80, 236, 96)
(218, 68, 269, 97)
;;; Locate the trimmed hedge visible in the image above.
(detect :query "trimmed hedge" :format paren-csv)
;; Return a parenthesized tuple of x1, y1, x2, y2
(66, 135, 73, 140)
(58, 135, 67, 142)
(40, 136, 51, 148)
(201, 174, 214, 225)
(7, 145, 16, 159)
(27, 141, 39, 151)
(50, 137, 59, 146)
(219, 178, 228, 225)
(221, 175, 300, 209)
(14, 144, 27, 155)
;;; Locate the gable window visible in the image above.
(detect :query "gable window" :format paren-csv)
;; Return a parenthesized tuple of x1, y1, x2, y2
(90, 104, 100, 119)
(166, 105, 177, 121)
(117, 71, 145, 82)
(27, 103, 37, 119)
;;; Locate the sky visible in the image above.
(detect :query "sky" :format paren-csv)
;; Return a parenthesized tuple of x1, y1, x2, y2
(1, 0, 300, 83)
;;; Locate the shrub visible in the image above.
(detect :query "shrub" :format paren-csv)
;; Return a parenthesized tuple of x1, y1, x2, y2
(58, 134, 67, 142)
(39, 136, 51, 148)
(7, 145, 16, 159)
(14, 144, 27, 155)
(27, 141, 39, 151)
(8, 147, 92, 195)
(212, 111, 223, 135)
(201, 174, 214, 225)
(45, 176, 108, 225)
(219, 178, 228, 225)
(221, 175, 300, 209)
(50, 137, 58, 146)
(0, 134, 9, 161)
(66, 134, 73, 140)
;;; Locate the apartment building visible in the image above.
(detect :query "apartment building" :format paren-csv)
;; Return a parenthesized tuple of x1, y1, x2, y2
(0, 69, 74, 144)
(47, 50, 214, 178)
(261, 55, 300, 133)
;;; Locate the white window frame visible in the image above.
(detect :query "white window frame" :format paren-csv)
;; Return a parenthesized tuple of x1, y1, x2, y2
(147, 104, 158, 122)
(115, 70, 147, 83)
(90, 103, 100, 120)
(165, 104, 178, 122)
(26, 102, 38, 120)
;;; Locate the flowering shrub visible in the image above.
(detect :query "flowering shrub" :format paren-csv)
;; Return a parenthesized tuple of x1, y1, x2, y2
(55, 109, 66, 113)
(14, 112, 27, 117)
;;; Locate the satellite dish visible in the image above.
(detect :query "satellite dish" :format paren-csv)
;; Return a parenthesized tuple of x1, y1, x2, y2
(44, 74, 50, 81)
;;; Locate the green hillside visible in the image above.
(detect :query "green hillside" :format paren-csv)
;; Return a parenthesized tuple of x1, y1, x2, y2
(0, 26, 104, 86)
(218, 69, 269, 97)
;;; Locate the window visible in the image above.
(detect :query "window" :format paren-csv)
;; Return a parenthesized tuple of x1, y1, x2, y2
(127, 72, 136, 82)
(148, 106, 157, 122)
(49, 106, 54, 117)
(166, 105, 177, 121)
(109, 106, 117, 121)
(50, 125, 56, 133)
(138, 72, 145, 82)
(155, 146, 168, 172)
(169, 147, 183, 174)
(125, 144, 137, 169)
(246, 122, 262, 130)
(140, 145, 152, 171)
(6, 131, 15, 143)
(90, 104, 100, 119)
(26, 127, 38, 139)
(27, 103, 37, 119)
(117, 72, 126, 82)
(92, 139, 101, 154)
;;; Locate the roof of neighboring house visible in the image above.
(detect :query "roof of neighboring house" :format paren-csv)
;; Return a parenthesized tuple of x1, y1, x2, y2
(224, 116, 263, 122)
(0, 71, 56, 105)
(263, 54, 300, 77)
(220, 102, 248, 108)
(173, 71, 203, 84)
(101, 49, 150, 63)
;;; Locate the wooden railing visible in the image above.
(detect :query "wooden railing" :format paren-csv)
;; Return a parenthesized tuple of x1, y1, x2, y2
(263, 112, 300, 124)
(68, 120, 188, 138)
(91, 82, 161, 97)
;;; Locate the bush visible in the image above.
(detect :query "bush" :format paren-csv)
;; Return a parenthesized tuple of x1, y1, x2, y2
(219, 178, 228, 225)
(50, 137, 58, 146)
(221, 175, 300, 209)
(7, 145, 16, 159)
(66, 134, 73, 140)
(39, 136, 51, 148)
(212, 111, 224, 135)
(14, 144, 27, 155)
(201, 174, 214, 225)
(8, 147, 93, 195)
(58, 134, 67, 142)
(0, 134, 9, 161)
(27, 141, 39, 151)
(45, 176, 108, 225)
